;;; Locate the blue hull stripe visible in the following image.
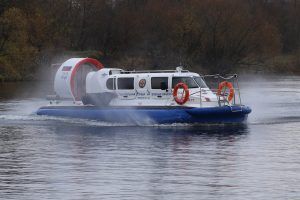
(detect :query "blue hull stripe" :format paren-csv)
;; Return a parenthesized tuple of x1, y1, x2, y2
(36, 105, 251, 124)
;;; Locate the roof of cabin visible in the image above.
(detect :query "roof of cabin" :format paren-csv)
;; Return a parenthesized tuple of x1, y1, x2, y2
(100, 67, 200, 77)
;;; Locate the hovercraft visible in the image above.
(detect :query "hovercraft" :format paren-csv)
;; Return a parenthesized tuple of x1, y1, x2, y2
(37, 58, 251, 124)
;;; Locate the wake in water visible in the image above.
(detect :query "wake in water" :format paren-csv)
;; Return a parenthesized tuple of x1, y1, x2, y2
(0, 98, 243, 127)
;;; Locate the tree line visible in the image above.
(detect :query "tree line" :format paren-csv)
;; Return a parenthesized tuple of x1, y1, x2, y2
(0, 0, 300, 81)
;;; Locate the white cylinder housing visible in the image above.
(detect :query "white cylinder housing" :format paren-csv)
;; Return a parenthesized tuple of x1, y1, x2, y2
(54, 58, 103, 100)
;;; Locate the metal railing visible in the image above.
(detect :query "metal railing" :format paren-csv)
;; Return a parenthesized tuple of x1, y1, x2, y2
(120, 69, 190, 74)
(199, 74, 242, 107)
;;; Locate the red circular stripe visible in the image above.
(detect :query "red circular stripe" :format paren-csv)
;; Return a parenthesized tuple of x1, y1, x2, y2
(70, 58, 104, 100)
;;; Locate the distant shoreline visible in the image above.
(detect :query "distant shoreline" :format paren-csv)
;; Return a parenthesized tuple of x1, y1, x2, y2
(1, 51, 300, 83)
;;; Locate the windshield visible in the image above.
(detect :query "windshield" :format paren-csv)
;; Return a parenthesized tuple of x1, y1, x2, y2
(172, 77, 198, 88)
(194, 77, 208, 88)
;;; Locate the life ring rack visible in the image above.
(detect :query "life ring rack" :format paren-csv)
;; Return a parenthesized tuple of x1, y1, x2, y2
(173, 83, 190, 105)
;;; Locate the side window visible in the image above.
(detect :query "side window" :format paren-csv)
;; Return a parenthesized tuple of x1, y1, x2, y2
(106, 78, 116, 90)
(151, 77, 168, 89)
(117, 78, 134, 90)
(172, 77, 198, 88)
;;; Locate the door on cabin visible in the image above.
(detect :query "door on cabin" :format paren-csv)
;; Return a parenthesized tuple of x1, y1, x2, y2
(135, 76, 150, 105)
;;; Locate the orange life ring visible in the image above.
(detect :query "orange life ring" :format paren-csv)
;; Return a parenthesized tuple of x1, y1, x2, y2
(217, 81, 235, 102)
(173, 83, 189, 105)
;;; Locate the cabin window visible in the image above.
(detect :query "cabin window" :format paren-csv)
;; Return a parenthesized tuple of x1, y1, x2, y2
(117, 77, 134, 90)
(151, 77, 168, 89)
(194, 77, 208, 88)
(172, 77, 198, 88)
(106, 78, 116, 90)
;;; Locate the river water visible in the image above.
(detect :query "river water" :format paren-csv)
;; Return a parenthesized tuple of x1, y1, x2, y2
(0, 76, 299, 200)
